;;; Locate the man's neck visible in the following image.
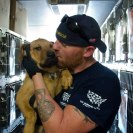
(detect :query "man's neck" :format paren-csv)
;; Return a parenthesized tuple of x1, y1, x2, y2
(72, 58, 97, 74)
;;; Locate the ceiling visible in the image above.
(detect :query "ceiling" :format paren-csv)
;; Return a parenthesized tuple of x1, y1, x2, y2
(17, 0, 120, 41)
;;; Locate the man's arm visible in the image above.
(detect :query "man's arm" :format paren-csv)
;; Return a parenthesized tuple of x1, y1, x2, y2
(32, 73, 97, 133)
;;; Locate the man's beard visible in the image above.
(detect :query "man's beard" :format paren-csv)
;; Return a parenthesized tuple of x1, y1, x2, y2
(57, 61, 67, 69)
(57, 57, 82, 73)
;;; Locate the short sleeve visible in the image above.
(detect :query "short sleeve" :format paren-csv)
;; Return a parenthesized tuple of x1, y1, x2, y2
(68, 76, 121, 129)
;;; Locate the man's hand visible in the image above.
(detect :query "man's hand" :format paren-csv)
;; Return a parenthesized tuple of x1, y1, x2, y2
(22, 44, 42, 78)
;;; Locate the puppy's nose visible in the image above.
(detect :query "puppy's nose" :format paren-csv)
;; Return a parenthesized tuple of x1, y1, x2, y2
(47, 51, 55, 58)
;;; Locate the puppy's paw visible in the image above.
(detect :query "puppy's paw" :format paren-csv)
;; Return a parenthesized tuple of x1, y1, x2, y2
(61, 69, 72, 90)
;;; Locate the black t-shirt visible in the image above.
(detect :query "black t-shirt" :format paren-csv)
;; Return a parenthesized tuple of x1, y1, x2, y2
(54, 62, 121, 133)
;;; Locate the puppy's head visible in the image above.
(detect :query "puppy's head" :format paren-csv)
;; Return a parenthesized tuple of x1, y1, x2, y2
(20, 38, 58, 71)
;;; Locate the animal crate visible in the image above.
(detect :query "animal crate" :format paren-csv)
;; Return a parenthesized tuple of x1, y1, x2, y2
(119, 71, 133, 133)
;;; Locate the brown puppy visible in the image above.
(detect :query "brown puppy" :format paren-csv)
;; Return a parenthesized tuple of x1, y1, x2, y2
(16, 38, 72, 133)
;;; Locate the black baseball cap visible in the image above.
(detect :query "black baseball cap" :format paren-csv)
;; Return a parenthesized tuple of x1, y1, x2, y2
(56, 14, 106, 53)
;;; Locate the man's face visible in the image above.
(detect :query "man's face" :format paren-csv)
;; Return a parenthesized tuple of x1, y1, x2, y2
(53, 40, 85, 71)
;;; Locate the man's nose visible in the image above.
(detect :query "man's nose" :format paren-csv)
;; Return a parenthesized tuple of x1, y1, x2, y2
(53, 40, 60, 50)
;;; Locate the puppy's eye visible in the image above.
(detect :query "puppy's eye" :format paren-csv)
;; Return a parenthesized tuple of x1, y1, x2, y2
(34, 46, 41, 51)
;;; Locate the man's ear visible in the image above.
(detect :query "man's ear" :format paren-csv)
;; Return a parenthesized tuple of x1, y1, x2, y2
(83, 46, 96, 57)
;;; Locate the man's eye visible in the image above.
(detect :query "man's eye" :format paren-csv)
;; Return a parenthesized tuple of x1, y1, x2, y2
(61, 42, 67, 47)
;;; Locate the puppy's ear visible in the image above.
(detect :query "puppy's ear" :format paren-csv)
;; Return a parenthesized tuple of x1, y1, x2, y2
(18, 44, 24, 63)
(19, 43, 30, 63)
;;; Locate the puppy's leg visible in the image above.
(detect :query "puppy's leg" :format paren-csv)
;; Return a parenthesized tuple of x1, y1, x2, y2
(16, 76, 37, 133)
(54, 69, 72, 96)
(61, 69, 72, 89)
(24, 109, 37, 133)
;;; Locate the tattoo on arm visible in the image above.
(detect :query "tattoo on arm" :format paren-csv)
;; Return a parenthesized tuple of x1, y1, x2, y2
(74, 107, 95, 124)
(35, 89, 55, 122)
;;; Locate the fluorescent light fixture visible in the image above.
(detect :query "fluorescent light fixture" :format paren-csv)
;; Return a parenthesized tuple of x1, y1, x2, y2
(51, 4, 87, 15)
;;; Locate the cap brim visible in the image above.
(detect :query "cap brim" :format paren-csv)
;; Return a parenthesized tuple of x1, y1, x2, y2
(95, 40, 107, 53)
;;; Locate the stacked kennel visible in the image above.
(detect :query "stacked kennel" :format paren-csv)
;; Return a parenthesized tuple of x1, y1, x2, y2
(98, 0, 133, 133)
(0, 27, 26, 133)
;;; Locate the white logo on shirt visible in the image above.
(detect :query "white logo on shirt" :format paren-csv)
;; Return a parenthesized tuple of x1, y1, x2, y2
(62, 92, 71, 102)
(80, 90, 107, 110)
(87, 90, 107, 109)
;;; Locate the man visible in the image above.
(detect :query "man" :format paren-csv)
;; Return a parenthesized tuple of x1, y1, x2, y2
(22, 14, 121, 133)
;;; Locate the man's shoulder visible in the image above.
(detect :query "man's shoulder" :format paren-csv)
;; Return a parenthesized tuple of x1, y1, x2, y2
(97, 63, 118, 78)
